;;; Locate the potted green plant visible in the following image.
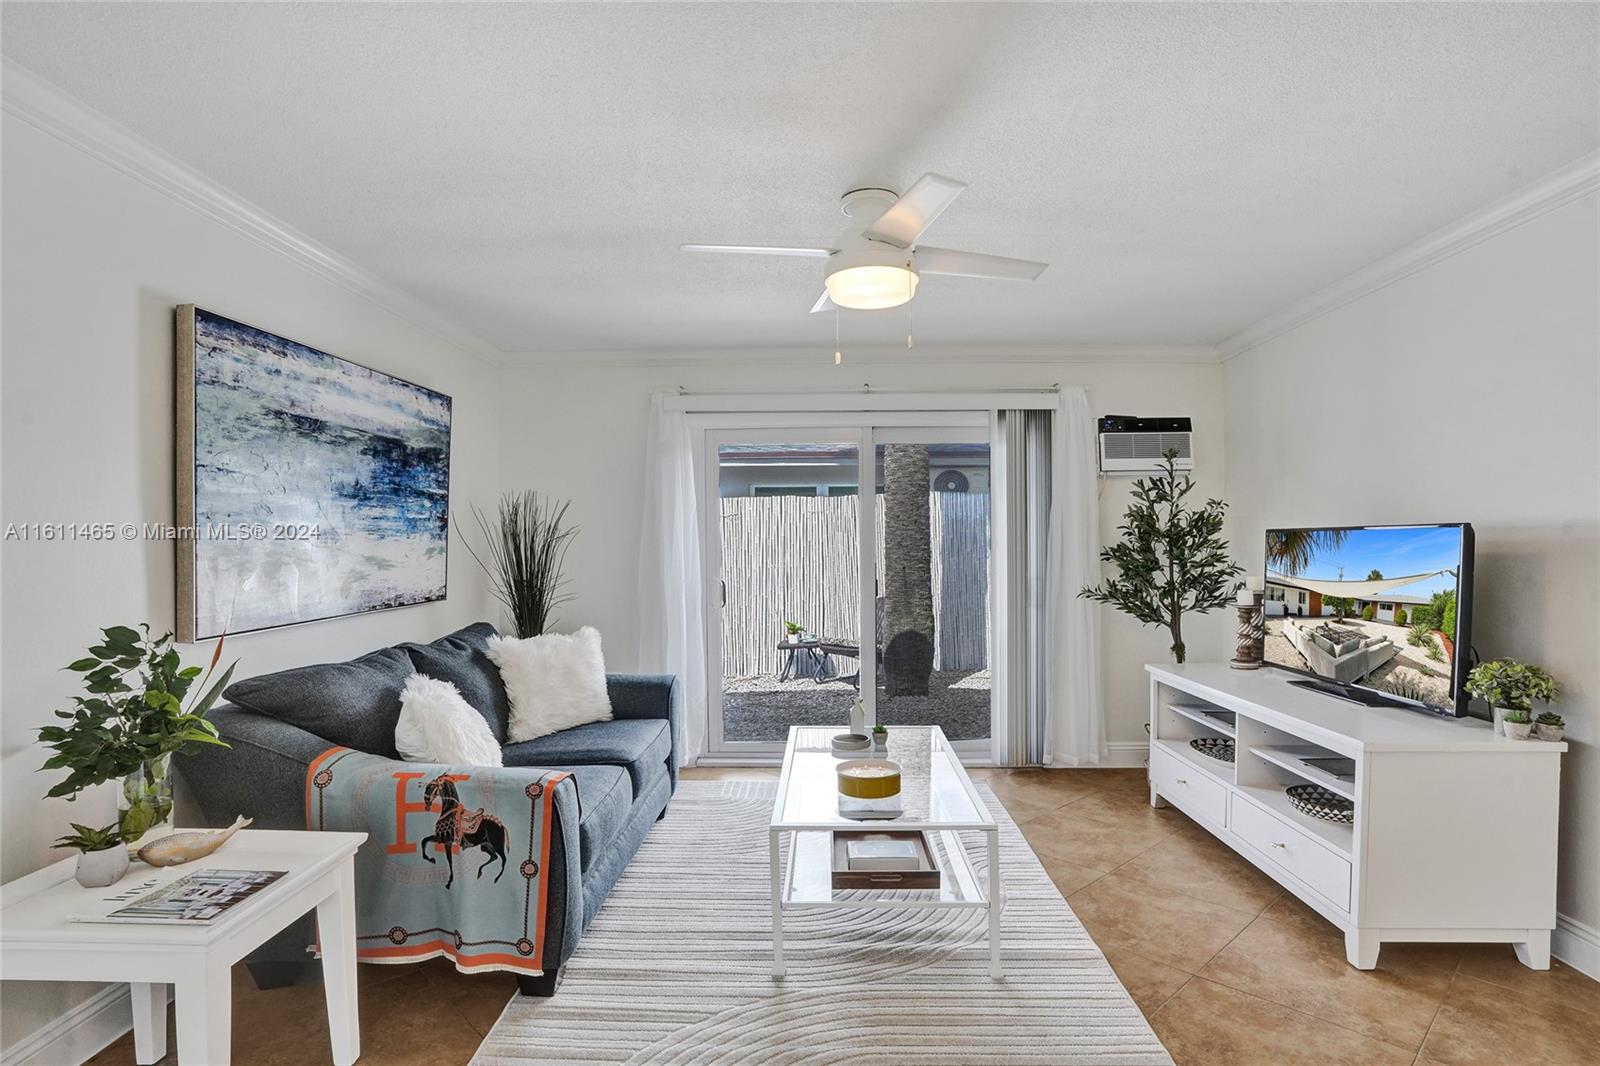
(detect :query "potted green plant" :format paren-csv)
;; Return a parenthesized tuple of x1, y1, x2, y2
(54, 822, 128, 888)
(1465, 658, 1560, 737)
(871, 723, 888, 751)
(39, 625, 235, 844)
(783, 621, 804, 645)
(458, 491, 578, 638)
(1534, 712, 1565, 743)
(1079, 451, 1244, 663)
(1501, 708, 1533, 741)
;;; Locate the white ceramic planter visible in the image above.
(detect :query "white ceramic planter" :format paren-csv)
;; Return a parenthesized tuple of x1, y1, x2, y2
(74, 845, 129, 888)
(1535, 723, 1565, 742)
(1504, 721, 1534, 741)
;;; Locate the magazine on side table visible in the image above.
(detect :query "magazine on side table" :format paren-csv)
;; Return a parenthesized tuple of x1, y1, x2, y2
(74, 868, 286, 925)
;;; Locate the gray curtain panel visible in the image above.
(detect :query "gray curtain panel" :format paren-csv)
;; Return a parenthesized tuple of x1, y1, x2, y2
(999, 408, 1053, 767)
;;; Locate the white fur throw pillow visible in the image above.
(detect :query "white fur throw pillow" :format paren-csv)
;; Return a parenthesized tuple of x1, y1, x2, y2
(395, 673, 503, 766)
(487, 626, 613, 743)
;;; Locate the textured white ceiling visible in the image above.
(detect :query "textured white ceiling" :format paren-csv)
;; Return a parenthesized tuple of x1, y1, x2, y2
(4, 3, 1596, 355)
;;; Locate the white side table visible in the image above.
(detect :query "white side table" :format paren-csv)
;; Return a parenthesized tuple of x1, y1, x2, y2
(0, 828, 365, 1065)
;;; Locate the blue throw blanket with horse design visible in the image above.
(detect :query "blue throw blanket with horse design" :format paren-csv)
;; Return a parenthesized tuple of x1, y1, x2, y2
(305, 747, 569, 974)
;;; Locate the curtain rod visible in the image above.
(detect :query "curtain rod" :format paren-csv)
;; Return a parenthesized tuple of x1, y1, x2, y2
(673, 384, 1061, 396)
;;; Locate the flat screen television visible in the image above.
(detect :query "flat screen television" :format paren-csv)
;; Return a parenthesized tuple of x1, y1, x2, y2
(1261, 524, 1475, 717)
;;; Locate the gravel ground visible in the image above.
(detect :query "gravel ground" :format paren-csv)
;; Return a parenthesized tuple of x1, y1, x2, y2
(721, 670, 992, 742)
(1263, 616, 1452, 704)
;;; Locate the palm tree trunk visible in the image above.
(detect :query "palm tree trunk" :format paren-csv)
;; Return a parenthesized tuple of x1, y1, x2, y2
(882, 445, 935, 697)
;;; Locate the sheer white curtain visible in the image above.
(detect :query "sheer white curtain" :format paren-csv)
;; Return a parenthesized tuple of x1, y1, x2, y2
(1044, 387, 1106, 766)
(637, 392, 707, 764)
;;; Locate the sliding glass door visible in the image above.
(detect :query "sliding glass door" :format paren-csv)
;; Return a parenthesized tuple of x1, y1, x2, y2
(711, 431, 864, 747)
(703, 415, 992, 757)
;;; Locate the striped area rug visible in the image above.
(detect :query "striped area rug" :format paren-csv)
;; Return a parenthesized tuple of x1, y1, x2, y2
(474, 780, 1172, 1065)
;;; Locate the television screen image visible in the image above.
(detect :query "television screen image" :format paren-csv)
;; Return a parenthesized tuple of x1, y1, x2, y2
(1263, 524, 1473, 714)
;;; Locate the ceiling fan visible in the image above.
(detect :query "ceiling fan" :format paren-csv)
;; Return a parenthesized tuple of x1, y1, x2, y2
(681, 173, 1047, 314)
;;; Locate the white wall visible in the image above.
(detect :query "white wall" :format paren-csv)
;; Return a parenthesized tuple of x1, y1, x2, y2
(0, 114, 500, 1057)
(498, 356, 1232, 752)
(1224, 192, 1600, 935)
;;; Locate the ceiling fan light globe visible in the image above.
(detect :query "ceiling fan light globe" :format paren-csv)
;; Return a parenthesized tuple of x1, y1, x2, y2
(823, 264, 918, 310)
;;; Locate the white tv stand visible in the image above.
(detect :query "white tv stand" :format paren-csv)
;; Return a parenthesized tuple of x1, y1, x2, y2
(1146, 663, 1565, 970)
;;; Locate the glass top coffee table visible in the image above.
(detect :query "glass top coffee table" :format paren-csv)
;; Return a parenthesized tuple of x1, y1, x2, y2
(768, 725, 1001, 978)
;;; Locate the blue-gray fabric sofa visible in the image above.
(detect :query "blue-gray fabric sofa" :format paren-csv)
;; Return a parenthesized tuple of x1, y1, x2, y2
(177, 622, 680, 996)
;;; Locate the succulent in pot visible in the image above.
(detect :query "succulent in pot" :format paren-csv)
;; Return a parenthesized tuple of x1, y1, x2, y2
(54, 822, 129, 888)
(1501, 708, 1534, 741)
(1534, 711, 1565, 742)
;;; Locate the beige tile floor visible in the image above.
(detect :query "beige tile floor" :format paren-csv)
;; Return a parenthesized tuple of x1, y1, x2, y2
(88, 765, 1598, 1065)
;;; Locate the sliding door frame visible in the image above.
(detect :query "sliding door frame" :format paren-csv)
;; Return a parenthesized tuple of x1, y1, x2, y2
(691, 401, 1019, 762)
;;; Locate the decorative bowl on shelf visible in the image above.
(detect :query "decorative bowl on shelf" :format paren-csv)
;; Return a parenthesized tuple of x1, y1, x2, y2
(1284, 783, 1354, 824)
(831, 733, 872, 757)
(1189, 737, 1236, 763)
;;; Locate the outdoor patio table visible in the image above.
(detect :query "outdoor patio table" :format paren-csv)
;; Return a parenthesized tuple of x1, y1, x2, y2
(775, 638, 860, 686)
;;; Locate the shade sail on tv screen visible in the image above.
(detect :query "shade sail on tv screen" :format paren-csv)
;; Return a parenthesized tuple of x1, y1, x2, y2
(1262, 524, 1474, 715)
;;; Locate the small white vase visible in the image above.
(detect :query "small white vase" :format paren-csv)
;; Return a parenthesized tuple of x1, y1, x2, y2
(1492, 707, 1507, 736)
(74, 845, 129, 888)
(1504, 721, 1533, 741)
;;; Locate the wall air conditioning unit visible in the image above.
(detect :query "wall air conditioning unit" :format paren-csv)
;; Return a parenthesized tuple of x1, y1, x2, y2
(1098, 415, 1194, 474)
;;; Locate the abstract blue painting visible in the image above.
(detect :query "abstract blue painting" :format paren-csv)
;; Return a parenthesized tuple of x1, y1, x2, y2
(176, 307, 451, 640)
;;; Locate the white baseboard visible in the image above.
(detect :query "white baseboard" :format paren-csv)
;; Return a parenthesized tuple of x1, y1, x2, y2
(1102, 741, 1150, 769)
(3, 985, 134, 1066)
(1553, 913, 1600, 980)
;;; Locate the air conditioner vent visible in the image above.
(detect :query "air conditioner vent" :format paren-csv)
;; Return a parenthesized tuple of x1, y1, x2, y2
(1097, 419, 1195, 474)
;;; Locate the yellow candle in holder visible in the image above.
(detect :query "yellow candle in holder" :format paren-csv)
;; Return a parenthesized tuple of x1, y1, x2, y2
(836, 759, 902, 800)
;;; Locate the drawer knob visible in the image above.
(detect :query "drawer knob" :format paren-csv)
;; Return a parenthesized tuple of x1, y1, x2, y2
(1176, 777, 1188, 785)
(1271, 842, 1287, 849)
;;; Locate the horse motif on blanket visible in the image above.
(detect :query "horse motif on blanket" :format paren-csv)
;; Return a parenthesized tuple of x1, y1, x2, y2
(421, 773, 509, 889)
(307, 749, 569, 973)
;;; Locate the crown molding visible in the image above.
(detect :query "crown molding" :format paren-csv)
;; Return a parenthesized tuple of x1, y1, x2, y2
(1, 62, 506, 367)
(500, 343, 1222, 369)
(1218, 150, 1600, 361)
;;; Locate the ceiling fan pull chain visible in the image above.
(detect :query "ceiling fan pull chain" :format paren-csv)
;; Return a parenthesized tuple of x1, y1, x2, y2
(906, 258, 915, 349)
(834, 308, 843, 365)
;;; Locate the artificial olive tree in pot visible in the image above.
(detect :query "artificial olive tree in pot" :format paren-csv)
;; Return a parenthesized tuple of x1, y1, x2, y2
(1079, 451, 1245, 664)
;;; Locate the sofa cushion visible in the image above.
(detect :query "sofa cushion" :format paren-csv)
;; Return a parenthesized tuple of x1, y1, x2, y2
(395, 674, 503, 767)
(402, 622, 510, 743)
(222, 646, 414, 758)
(560, 764, 633, 874)
(502, 718, 671, 798)
(488, 627, 613, 743)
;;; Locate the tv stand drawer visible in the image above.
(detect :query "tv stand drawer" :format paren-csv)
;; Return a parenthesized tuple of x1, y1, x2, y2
(1149, 745, 1227, 828)
(1230, 793, 1351, 911)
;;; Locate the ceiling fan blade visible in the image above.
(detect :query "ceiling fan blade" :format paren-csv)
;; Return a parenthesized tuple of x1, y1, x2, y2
(862, 173, 967, 247)
(810, 290, 837, 314)
(914, 246, 1047, 281)
(680, 244, 833, 258)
